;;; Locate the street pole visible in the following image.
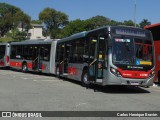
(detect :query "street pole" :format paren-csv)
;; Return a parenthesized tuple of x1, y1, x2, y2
(134, 0, 136, 27)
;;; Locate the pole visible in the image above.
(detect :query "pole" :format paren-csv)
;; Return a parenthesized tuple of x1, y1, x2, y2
(134, 0, 136, 27)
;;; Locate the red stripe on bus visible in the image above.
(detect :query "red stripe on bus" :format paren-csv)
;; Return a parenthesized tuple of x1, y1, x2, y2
(10, 61, 22, 68)
(0, 61, 5, 66)
(117, 68, 151, 79)
(42, 64, 46, 70)
(6, 56, 10, 63)
(27, 62, 32, 69)
(67, 67, 77, 75)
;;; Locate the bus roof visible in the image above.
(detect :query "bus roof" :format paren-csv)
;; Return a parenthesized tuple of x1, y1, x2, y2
(144, 23, 160, 29)
(0, 42, 10, 45)
(59, 26, 110, 42)
(59, 25, 149, 43)
(10, 39, 58, 45)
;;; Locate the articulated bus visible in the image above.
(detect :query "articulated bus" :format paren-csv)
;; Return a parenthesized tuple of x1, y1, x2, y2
(9, 39, 58, 74)
(0, 43, 10, 68)
(55, 26, 155, 86)
(145, 23, 160, 83)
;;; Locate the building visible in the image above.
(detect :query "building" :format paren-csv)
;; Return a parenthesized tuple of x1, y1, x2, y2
(18, 24, 45, 40)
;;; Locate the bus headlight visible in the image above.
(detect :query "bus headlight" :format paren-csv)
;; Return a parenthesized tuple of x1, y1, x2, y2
(110, 67, 122, 77)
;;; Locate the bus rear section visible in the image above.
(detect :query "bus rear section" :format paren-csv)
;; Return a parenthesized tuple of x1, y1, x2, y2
(56, 26, 154, 87)
(145, 23, 160, 84)
(9, 39, 57, 74)
(0, 43, 10, 68)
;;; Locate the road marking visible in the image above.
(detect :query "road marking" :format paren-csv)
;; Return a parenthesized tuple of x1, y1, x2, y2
(33, 80, 59, 82)
(75, 103, 87, 107)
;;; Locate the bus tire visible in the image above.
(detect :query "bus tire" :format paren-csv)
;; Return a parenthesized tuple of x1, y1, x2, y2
(22, 63, 28, 72)
(81, 70, 90, 87)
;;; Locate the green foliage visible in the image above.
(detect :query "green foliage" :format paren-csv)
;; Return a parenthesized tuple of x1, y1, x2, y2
(0, 3, 152, 40)
(0, 37, 14, 42)
(0, 2, 31, 37)
(139, 19, 151, 28)
(6, 29, 27, 41)
(108, 20, 123, 26)
(60, 16, 127, 38)
(39, 7, 69, 38)
(31, 20, 42, 24)
(87, 15, 111, 28)
(123, 20, 135, 26)
(60, 16, 111, 38)
(60, 19, 85, 37)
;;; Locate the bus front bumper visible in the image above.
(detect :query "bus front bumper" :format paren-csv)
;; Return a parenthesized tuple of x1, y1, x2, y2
(103, 75, 154, 86)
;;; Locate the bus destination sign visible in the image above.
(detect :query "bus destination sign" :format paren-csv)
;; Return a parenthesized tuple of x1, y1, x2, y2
(115, 29, 146, 37)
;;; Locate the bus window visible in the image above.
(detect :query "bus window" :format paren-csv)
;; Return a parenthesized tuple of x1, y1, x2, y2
(16, 45, 23, 59)
(69, 38, 88, 63)
(0, 45, 5, 59)
(23, 45, 33, 60)
(76, 40, 85, 63)
(90, 38, 97, 59)
(56, 44, 64, 62)
(40, 45, 51, 61)
(10, 45, 16, 59)
(135, 39, 153, 65)
(83, 39, 89, 62)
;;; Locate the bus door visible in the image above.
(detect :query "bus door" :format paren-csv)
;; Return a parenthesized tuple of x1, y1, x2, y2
(57, 43, 70, 75)
(32, 45, 41, 70)
(88, 35, 106, 83)
(63, 43, 70, 75)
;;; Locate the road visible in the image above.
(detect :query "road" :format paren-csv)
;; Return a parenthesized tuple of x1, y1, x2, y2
(0, 69, 160, 120)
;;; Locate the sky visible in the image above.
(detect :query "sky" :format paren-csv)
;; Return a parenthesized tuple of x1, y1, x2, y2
(1, 0, 160, 24)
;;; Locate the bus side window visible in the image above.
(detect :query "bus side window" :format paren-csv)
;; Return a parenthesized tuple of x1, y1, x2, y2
(68, 42, 75, 63)
(42, 45, 51, 61)
(0, 45, 5, 59)
(56, 44, 63, 62)
(11, 46, 16, 59)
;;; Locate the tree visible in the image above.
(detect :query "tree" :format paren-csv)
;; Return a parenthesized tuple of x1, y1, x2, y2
(6, 28, 27, 41)
(139, 19, 151, 28)
(123, 20, 135, 26)
(19, 12, 31, 32)
(60, 19, 86, 38)
(60, 15, 111, 38)
(0, 2, 31, 37)
(86, 15, 110, 28)
(39, 7, 69, 38)
(31, 20, 42, 24)
(108, 20, 123, 26)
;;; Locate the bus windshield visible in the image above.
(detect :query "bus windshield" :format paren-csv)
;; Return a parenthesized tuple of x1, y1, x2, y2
(112, 37, 153, 67)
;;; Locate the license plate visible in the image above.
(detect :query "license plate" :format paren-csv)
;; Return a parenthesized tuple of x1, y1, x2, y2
(130, 82, 139, 85)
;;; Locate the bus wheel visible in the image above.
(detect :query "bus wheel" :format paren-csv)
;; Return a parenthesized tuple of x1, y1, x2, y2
(81, 70, 90, 87)
(22, 63, 28, 72)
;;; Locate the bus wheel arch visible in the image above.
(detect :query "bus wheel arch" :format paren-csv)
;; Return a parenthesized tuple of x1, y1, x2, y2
(22, 61, 28, 72)
(81, 67, 90, 87)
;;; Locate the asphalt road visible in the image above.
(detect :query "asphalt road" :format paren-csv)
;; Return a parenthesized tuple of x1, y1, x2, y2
(0, 69, 160, 120)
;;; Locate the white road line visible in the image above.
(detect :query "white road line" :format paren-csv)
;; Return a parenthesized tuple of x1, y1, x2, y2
(75, 103, 87, 107)
(33, 80, 59, 82)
